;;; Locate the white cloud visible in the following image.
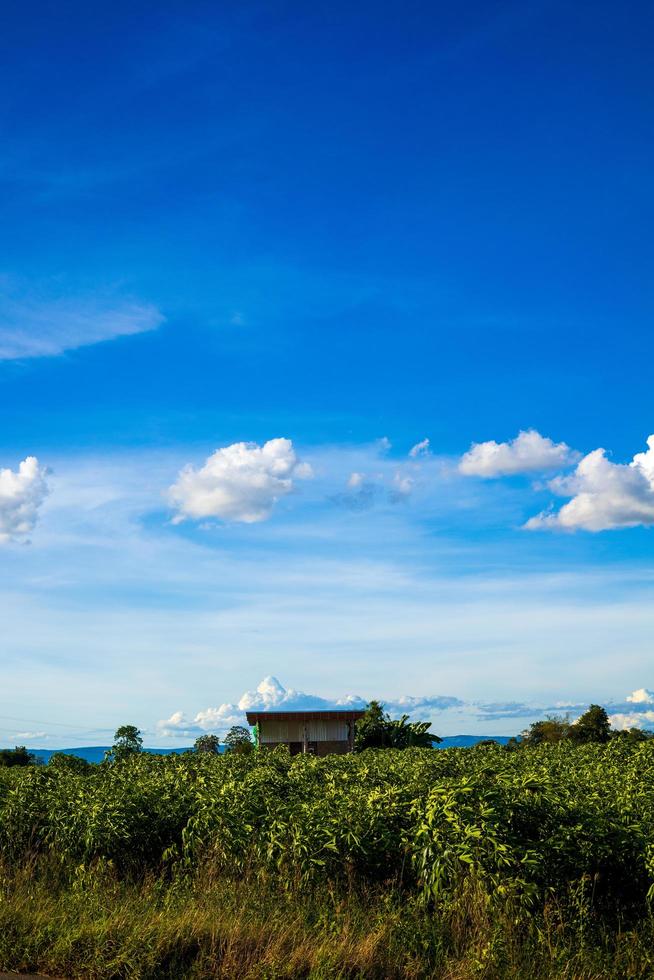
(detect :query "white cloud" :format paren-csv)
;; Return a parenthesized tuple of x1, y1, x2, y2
(409, 438, 430, 458)
(238, 675, 363, 712)
(15, 731, 47, 740)
(155, 713, 198, 738)
(168, 438, 313, 524)
(526, 436, 654, 531)
(156, 702, 244, 738)
(390, 694, 464, 716)
(194, 704, 244, 728)
(609, 711, 654, 731)
(0, 456, 50, 544)
(0, 280, 164, 359)
(459, 429, 574, 478)
(627, 688, 654, 704)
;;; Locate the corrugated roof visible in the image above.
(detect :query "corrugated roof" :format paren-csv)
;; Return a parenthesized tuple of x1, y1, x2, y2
(245, 709, 366, 724)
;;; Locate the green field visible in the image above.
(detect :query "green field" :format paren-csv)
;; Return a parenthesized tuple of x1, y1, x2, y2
(1, 742, 654, 979)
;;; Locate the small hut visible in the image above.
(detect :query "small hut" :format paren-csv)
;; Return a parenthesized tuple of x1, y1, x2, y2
(245, 709, 365, 756)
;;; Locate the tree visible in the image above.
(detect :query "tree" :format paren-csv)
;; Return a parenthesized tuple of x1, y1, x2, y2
(521, 715, 570, 746)
(387, 715, 441, 749)
(612, 726, 654, 743)
(49, 752, 91, 773)
(193, 734, 221, 754)
(223, 725, 253, 754)
(354, 700, 391, 749)
(0, 746, 36, 767)
(354, 701, 441, 751)
(568, 704, 611, 745)
(104, 725, 143, 763)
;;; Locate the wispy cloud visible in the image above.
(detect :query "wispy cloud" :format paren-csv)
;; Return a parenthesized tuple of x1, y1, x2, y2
(409, 438, 431, 458)
(0, 277, 164, 359)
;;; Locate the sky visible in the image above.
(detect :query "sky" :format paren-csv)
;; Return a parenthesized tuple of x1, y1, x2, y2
(1, 0, 654, 747)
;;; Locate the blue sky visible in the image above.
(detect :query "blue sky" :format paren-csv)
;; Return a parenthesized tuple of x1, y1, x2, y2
(1, 0, 654, 746)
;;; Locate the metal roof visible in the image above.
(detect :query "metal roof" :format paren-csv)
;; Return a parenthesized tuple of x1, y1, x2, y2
(245, 709, 366, 724)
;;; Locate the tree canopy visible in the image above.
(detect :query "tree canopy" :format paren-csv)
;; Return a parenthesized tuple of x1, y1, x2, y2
(193, 734, 221, 754)
(104, 725, 143, 763)
(0, 746, 36, 767)
(568, 704, 611, 745)
(223, 725, 253, 754)
(48, 753, 91, 773)
(521, 704, 650, 747)
(520, 715, 570, 746)
(354, 701, 441, 751)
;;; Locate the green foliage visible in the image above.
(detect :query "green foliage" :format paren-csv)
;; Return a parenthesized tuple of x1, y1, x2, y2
(0, 739, 652, 915)
(613, 726, 654, 743)
(355, 700, 441, 750)
(1, 740, 654, 977)
(521, 714, 570, 745)
(47, 752, 91, 773)
(222, 725, 253, 754)
(0, 746, 36, 767)
(104, 724, 143, 763)
(568, 704, 612, 744)
(193, 734, 221, 754)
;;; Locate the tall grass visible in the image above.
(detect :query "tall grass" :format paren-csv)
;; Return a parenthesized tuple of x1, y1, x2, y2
(3, 860, 654, 979)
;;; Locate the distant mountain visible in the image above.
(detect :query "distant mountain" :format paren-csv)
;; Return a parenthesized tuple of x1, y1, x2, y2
(30, 746, 194, 764)
(27, 737, 512, 763)
(436, 735, 513, 748)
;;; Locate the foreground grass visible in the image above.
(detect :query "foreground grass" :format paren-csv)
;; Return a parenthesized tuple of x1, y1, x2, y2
(1, 863, 654, 980)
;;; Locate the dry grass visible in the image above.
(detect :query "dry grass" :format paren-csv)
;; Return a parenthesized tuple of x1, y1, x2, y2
(1, 862, 653, 980)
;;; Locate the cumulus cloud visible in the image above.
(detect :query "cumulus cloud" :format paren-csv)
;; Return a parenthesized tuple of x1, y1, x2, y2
(0, 456, 50, 543)
(0, 280, 164, 359)
(168, 438, 312, 524)
(591, 688, 654, 731)
(409, 438, 430, 458)
(627, 688, 654, 704)
(238, 675, 367, 712)
(459, 429, 574, 478)
(156, 702, 244, 738)
(526, 436, 654, 531)
(609, 712, 654, 730)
